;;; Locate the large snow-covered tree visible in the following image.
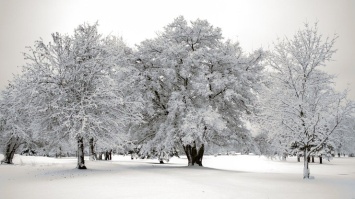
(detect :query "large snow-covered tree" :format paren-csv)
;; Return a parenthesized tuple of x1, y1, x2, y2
(134, 16, 264, 166)
(20, 23, 142, 169)
(259, 23, 354, 178)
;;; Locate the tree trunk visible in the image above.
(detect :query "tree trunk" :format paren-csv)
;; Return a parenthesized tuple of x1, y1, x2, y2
(311, 156, 314, 163)
(183, 142, 204, 166)
(195, 144, 204, 166)
(158, 151, 165, 164)
(76, 136, 87, 169)
(105, 150, 109, 160)
(89, 137, 96, 161)
(58, 147, 62, 158)
(1, 136, 21, 164)
(303, 149, 310, 179)
(319, 156, 322, 164)
(183, 144, 193, 166)
(297, 154, 300, 162)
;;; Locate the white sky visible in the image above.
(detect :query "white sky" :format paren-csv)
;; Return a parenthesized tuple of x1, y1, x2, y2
(1, 0, 354, 99)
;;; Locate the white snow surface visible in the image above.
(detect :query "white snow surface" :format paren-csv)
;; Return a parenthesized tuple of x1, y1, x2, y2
(1, 154, 354, 199)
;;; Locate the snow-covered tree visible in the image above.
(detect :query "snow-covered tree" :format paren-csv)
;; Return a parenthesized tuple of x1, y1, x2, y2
(0, 75, 34, 164)
(259, 23, 354, 178)
(253, 133, 272, 156)
(21, 23, 142, 169)
(134, 16, 264, 166)
(331, 115, 355, 156)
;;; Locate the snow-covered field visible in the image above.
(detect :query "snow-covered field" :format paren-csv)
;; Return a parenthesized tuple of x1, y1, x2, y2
(1, 154, 354, 199)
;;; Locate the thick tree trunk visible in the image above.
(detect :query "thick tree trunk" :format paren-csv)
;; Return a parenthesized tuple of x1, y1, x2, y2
(1, 136, 21, 164)
(76, 136, 87, 169)
(311, 156, 314, 163)
(319, 156, 322, 164)
(183, 144, 193, 166)
(195, 144, 204, 166)
(89, 137, 96, 161)
(183, 142, 204, 166)
(303, 149, 310, 179)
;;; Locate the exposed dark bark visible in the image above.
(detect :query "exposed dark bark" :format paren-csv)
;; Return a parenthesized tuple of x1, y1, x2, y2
(89, 137, 96, 161)
(195, 144, 204, 166)
(191, 144, 197, 163)
(76, 136, 86, 169)
(311, 156, 314, 163)
(183, 144, 193, 166)
(1, 136, 21, 164)
(297, 154, 300, 162)
(105, 150, 109, 160)
(303, 149, 310, 179)
(319, 156, 322, 164)
(183, 141, 204, 166)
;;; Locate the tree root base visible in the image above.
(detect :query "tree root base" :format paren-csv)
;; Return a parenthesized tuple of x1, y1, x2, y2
(77, 165, 87, 169)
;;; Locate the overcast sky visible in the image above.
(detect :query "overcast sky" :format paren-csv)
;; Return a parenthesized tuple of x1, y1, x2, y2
(1, 0, 354, 99)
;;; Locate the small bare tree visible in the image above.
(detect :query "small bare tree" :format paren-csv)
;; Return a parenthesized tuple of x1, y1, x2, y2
(259, 23, 354, 179)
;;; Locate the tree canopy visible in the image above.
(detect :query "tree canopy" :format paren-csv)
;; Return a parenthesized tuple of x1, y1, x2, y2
(133, 16, 264, 165)
(258, 23, 354, 178)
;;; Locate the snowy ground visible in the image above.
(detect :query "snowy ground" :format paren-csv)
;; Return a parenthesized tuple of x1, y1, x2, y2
(1, 154, 354, 199)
